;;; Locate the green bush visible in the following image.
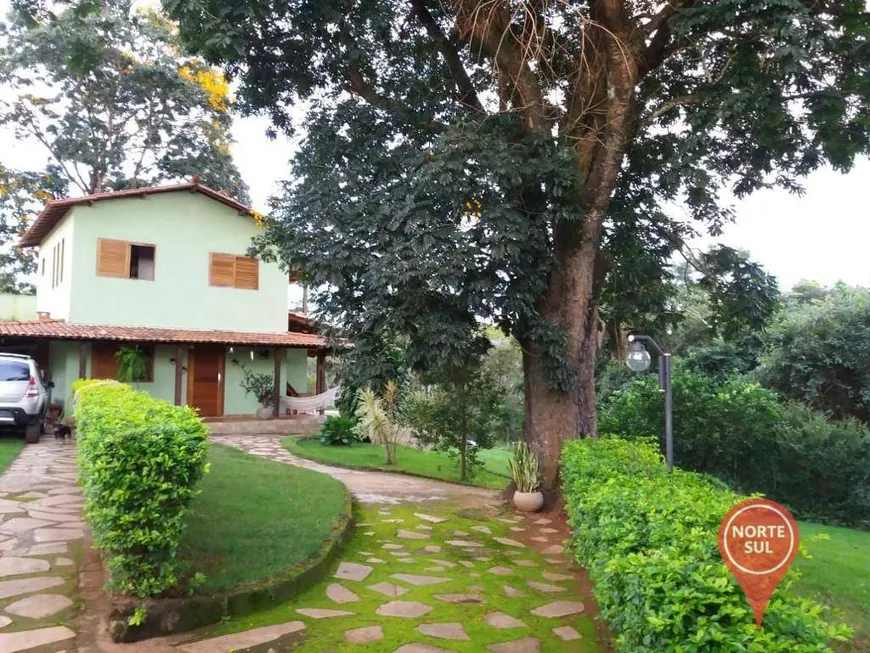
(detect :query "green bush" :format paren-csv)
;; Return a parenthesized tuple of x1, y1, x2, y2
(75, 383, 209, 597)
(759, 285, 870, 422)
(319, 414, 358, 445)
(599, 370, 783, 487)
(562, 438, 852, 653)
(599, 370, 870, 526)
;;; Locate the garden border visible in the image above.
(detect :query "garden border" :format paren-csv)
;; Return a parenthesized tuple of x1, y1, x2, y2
(106, 486, 354, 643)
(285, 436, 511, 489)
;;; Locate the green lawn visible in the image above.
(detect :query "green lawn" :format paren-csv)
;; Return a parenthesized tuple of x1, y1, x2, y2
(178, 443, 348, 594)
(476, 444, 512, 475)
(0, 438, 23, 473)
(284, 437, 510, 489)
(794, 521, 870, 651)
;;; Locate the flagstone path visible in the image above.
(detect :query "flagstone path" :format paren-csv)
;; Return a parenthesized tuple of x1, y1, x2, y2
(169, 435, 606, 653)
(212, 435, 496, 505)
(0, 439, 86, 653)
(2, 434, 602, 652)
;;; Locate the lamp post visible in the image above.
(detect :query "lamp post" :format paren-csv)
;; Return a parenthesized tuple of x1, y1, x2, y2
(626, 334, 674, 473)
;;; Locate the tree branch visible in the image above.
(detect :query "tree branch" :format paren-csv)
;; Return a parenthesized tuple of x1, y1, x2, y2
(645, 93, 702, 122)
(409, 0, 485, 114)
(346, 56, 444, 131)
(639, 0, 695, 77)
(454, 0, 547, 132)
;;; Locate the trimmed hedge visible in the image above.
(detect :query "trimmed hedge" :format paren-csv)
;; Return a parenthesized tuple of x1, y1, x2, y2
(562, 438, 852, 653)
(75, 381, 209, 597)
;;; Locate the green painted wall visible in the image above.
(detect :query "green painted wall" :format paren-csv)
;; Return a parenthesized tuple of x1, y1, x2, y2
(64, 192, 288, 332)
(224, 346, 309, 415)
(0, 294, 37, 321)
(47, 341, 308, 417)
(48, 340, 84, 410)
(129, 345, 183, 404)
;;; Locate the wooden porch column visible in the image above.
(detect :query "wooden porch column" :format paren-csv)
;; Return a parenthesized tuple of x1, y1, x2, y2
(78, 342, 88, 380)
(174, 345, 184, 406)
(316, 350, 327, 415)
(273, 348, 284, 418)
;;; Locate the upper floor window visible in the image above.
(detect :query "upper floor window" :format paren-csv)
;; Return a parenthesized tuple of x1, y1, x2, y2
(97, 238, 155, 281)
(209, 253, 259, 290)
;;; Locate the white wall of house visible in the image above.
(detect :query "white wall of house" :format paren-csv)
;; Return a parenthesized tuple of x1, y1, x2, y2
(35, 215, 74, 321)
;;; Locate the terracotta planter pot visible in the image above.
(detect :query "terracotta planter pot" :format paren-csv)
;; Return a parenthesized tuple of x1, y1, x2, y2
(513, 490, 544, 512)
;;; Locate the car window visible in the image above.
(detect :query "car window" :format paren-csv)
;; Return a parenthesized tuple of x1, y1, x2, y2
(0, 361, 31, 382)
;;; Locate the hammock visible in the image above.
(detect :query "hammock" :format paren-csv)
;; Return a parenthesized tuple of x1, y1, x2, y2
(279, 386, 340, 414)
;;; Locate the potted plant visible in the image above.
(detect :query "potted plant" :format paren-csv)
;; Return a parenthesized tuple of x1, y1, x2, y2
(508, 441, 543, 512)
(239, 365, 275, 418)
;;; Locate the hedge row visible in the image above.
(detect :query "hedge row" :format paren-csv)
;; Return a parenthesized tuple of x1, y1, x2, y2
(561, 438, 852, 653)
(599, 370, 870, 527)
(75, 380, 209, 597)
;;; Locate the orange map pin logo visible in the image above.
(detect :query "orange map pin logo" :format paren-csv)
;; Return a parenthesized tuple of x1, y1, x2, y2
(718, 498, 800, 626)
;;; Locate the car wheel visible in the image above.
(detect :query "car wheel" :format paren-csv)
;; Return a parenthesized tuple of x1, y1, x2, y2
(24, 422, 40, 444)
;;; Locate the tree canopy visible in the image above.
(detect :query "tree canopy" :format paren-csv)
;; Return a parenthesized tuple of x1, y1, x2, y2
(165, 0, 870, 489)
(0, 0, 250, 290)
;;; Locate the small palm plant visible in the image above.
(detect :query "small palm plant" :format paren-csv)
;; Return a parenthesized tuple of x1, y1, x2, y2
(356, 381, 402, 465)
(509, 441, 542, 493)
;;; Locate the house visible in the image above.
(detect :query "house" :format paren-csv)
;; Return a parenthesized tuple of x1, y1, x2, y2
(0, 181, 330, 419)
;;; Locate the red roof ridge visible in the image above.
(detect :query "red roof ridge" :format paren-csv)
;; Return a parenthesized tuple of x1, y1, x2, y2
(20, 181, 257, 248)
(0, 320, 330, 349)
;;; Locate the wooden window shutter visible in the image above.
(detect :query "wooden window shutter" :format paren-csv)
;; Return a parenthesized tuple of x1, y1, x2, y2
(209, 253, 236, 287)
(90, 343, 119, 379)
(234, 256, 259, 290)
(97, 239, 130, 278)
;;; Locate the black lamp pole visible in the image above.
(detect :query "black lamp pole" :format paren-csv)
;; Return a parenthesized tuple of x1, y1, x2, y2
(627, 334, 674, 473)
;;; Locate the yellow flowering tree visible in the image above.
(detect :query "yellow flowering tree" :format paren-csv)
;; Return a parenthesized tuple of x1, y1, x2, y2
(0, 2, 249, 200)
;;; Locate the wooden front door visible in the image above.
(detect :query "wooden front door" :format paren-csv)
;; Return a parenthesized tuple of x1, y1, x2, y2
(187, 345, 225, 417)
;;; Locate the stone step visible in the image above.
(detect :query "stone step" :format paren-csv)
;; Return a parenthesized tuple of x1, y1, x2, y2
(205, 417, 324, 436)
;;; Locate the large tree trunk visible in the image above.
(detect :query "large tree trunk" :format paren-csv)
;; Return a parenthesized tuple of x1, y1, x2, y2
(519, 0, 639, 495)
(523, 237, 603, 495)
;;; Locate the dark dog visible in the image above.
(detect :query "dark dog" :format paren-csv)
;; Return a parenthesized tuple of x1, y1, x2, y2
(53, 423, 72, 443)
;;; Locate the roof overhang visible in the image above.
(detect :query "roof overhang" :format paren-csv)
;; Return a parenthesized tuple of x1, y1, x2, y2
(20, 182, 256, 248)
(0, 320, 330, 349)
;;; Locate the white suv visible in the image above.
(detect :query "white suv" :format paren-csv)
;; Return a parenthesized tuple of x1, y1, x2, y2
(0, 354, 52, 442)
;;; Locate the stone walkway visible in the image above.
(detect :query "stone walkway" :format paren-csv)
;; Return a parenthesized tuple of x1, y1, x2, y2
(173, 436, 604, 653)
(0, 440, 86, 653)
(176, 503, 601, 652)
(213, 435, 497, 505)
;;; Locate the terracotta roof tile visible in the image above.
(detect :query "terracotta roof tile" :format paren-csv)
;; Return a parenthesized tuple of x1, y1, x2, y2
(20, 182, 255, 248)
(0, 320, 328, 348)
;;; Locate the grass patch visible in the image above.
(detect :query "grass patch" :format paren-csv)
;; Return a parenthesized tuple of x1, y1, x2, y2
(476, 445, 512, 475)
(284, 437, 509, 489)
(0, 437, 23, 473)
(794, 521, 870, 651)
(197, 504, 604, 652)
(178, 443, 348, 594)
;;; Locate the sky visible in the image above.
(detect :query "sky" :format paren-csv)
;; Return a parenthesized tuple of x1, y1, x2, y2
(1, 0, 868, 295)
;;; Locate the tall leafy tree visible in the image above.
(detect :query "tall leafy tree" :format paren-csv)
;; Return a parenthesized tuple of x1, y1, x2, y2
(0, 164, 67, 292)
(1, 0, 249, 197)
(166, 0, 870, 491)
(759, 285, 870, 422)
(0, 0, 251, 289)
